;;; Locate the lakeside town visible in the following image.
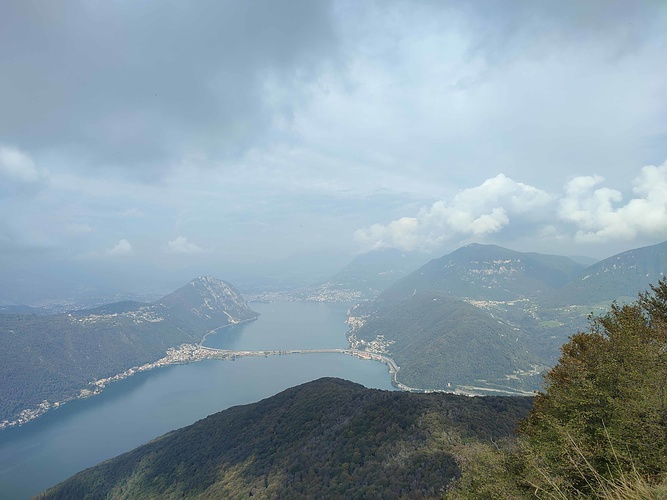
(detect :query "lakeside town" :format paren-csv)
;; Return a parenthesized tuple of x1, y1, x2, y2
(0, 343, 400, 430)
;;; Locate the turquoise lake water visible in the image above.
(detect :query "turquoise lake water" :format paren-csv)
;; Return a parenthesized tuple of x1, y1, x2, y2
(0, 302, 394, 499)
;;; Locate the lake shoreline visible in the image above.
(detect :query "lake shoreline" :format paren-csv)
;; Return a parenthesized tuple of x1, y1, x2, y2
(0, 317, 260, 431)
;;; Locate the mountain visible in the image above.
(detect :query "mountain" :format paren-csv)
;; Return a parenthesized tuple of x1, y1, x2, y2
(567, 255, 599, 267)
(0, 304, 45, 314)
(317, 248, 431, 298)
(0, 277, 258, 427)
(157, 276, 258, 331)
(551, 240, 667, 306)
(346, 242, 667, 395)
(384, 243, 586, 302)
(39, 378, 532, 499)
(344, 244, 589, 394)
(249, 248, 430, 302)
(350, 291, 542, 394)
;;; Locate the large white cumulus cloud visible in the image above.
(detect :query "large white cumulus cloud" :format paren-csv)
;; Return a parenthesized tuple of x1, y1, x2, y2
(356, 163, 667, 252)
(355, 174, 552, 251)
(559, 162, 667, 242)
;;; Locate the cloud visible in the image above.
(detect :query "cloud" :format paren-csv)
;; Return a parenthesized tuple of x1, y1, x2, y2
(558, 161, 667, 242)
(355, 174, 552, 251)
(0, 145, 48, 195)
(0, 1, 339, 179)
(166, 236, 203, 254)
(65, 223, 95, 235)
(2, 1, 667, 276)
(356, 162, 667, 252)
(106, 239, 133, 257)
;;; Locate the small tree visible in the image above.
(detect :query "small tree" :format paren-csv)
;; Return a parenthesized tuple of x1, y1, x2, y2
(519, 279, 667, 495)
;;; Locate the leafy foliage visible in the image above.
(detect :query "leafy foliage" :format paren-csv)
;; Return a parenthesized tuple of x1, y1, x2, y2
(449, 279, 667, 498)
(519, 279, 667, 495)
(39, 378, 532, 499)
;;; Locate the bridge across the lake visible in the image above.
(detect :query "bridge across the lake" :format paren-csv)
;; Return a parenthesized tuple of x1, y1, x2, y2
(199, 346, 400, 380)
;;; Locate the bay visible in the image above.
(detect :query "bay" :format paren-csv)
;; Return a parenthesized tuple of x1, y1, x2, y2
(203, 301, 352, 350)
(0, 302, 393, 500)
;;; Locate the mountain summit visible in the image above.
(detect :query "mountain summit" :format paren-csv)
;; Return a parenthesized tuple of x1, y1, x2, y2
(158, 276, 257, 324)
(381, 243, 585, 302)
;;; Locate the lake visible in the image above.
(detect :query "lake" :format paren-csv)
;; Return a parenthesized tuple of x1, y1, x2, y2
(0, 302, 394, 499)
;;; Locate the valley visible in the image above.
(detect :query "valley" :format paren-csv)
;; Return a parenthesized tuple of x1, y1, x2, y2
(2, 240, 667, 497)
(3, 241, 665, 428)
(4, 4, 666, 495)
(0, 302, 395, 499)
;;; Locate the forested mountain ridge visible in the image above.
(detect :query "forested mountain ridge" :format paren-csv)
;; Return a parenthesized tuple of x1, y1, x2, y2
(349, 291, 542, 394)
(0, 277, 258, 427)
(159, 275, 255, 324)
(347, 244, 580, 394)
(39, 377, 533, 499)
(382, 243, 586, 302)
(348, 241, 667, 395)
(549, 239, 667, 306)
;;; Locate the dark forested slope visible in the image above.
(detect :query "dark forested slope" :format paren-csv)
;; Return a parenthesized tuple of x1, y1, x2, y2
(39, 378, 532, 499)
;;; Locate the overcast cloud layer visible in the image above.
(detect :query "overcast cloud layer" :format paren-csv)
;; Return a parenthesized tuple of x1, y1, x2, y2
(1, 0, 667, 298)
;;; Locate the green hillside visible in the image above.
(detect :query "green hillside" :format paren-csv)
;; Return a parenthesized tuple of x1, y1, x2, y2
(344, 244, 582, 394)
(350, 291, 542, 394)
(549, 240, 667, 306)
(447, 279, 667, 498)
(0, 277, 258, 426)
(347, 242, 667, 394)
(39, 378, 532, 499)
(385, 243, 585, 302)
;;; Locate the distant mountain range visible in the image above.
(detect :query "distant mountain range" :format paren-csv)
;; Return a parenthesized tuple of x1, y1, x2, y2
(249, 248, 430, 301)
(318, 248, 431, 297)
(550, 240, 667, 305)
(349, 240, 667, 394)
(0, 277, 257, 427)
(39, 378, 532, 499)
(382, 243, 587, 302)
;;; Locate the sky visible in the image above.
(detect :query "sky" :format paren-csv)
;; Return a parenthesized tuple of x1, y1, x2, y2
(1, 0, 667, 300)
